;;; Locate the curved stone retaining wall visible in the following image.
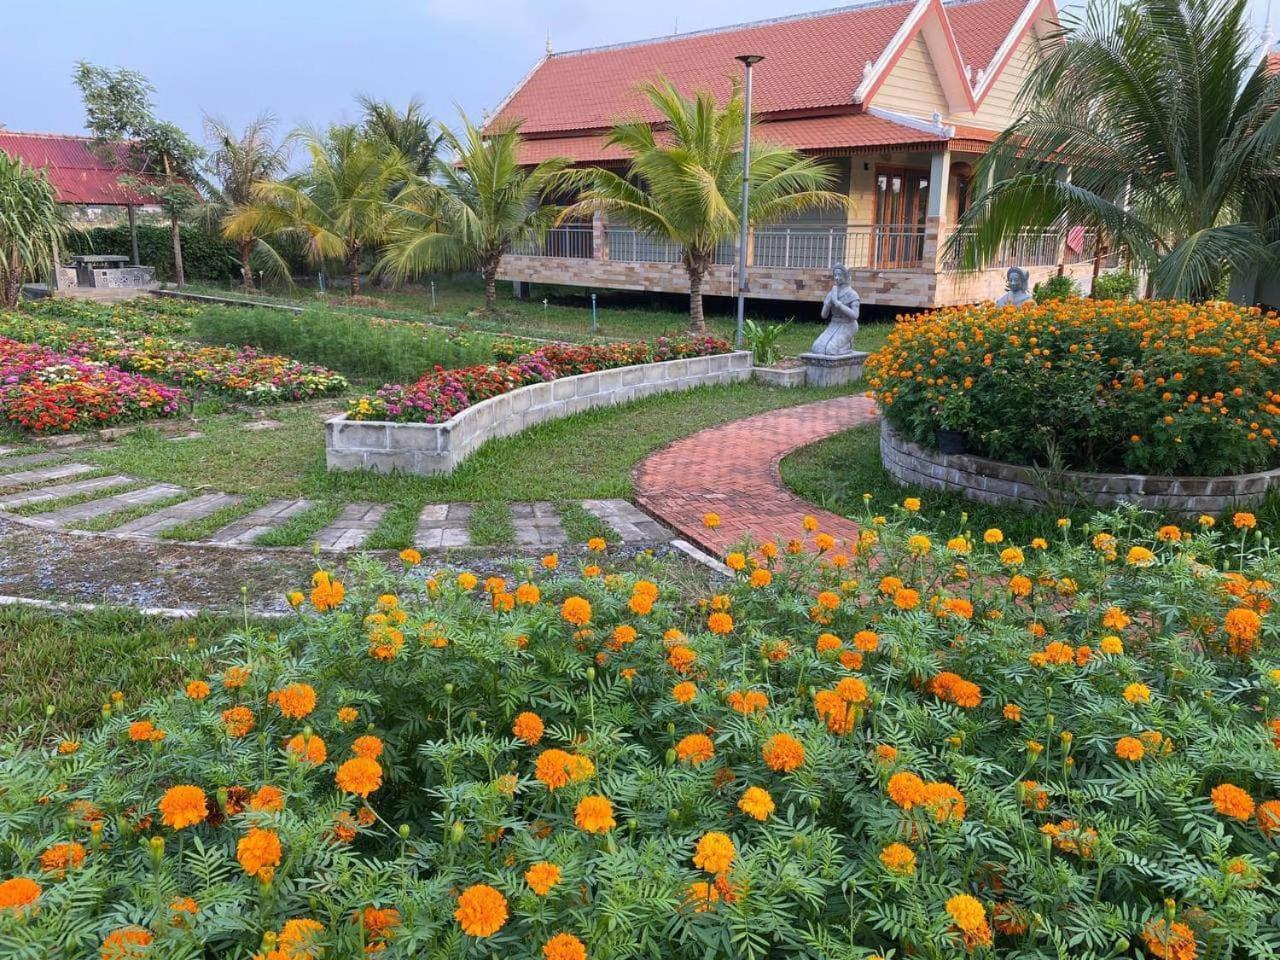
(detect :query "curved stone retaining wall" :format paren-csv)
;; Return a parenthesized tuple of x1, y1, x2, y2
(880, 420, 1280, 515)
(327, 350, 753, 475)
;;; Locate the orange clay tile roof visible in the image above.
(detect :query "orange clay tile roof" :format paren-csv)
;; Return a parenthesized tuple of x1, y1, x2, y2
(1268, 51, 1280, 76)
(947, 0, 1037, 75)
(0, 132, 158, 206)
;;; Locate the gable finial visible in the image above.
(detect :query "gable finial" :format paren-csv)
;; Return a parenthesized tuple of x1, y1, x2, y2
(546, 32, 553, 55)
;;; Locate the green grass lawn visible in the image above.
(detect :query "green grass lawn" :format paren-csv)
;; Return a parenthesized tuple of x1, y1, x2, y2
(781, 421, 1280, 542)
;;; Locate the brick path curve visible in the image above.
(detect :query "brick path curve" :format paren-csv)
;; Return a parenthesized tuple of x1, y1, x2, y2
(634, 395, 880, 555)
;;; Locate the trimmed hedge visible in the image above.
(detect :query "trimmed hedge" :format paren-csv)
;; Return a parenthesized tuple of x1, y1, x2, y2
(66, 225, 239, 284)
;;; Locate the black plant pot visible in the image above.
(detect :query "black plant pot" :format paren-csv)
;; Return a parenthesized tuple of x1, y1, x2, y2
(936, 429, 968, 455)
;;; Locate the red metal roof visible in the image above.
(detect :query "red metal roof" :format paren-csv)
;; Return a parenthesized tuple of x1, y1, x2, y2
(1268, 51, 1280, 76)
(0, 132, 156, 206)
(491, 0, 1034, 140)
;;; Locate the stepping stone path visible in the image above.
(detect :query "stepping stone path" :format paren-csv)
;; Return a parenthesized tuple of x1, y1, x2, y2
(0, 452, 674, 554)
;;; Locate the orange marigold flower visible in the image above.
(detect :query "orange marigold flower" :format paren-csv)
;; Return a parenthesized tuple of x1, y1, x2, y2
(310, 572, 345, 612)
(357, 906, 401, 943)
(725, 551, 746, 571)
(159, 785, 208, 830)
(399, 547, 421, 565)
(879, 842, 916, 875)
(514, 583, 541, 605)
(1102, 606, 1131, 630)
(0, 876, 40, 916)
(668, 645, 697, 674)
(816, 632, 842, 654)
(672, 681, 698, 704)
(560, 596, 592, 627)
(707, 612, 734, 634)
(100, 926, 152, 960)
(1211, 783, 1255, 820)
(893, 588, 921, 610)
(335, 757, 383, 797)
(1003, 703, 1022, 722)
(1115, 737, 1145, 761)
(221, 705, 255, 738)
(675, 734, 715, 765)
(853, 630, 880, 652)
(39, 842, 85, 877)
(185, 680, 210, 700)
(703, 512, 720, 528)
(692, 831, 735, 874)
(454, 883, 509, 938)
(271, 682, 317, 720)
(513, 711, 545, 745)
(1257, 799, 1280, 837)
(1234, 511, 1257, 529)
(738, 786, 775, 821)
(748, 568, 773, 588)
(223, 665, 250, 688)
(236, 827, 281, 882)
(923, 782, 966, 821)
(727, 690, 768, 714)
(525, 861, 562, 896)
(876, 744, 898, 764)
(286, 732, 327, 765)
(337, 706, 358, 724)
(1224, 607, 1261, 642)
(1142, 919, 1198, 960)
(762, 732, 805, 772)
(249, 785, 285, 812)
(128, 720, 165, 742)
(352, 735, 384, 760)
(1099, 635, 1124, 655)
(887, 772, 928, 810)
(278, 917, 324, 956)
(574, 795, 616, 833)
(543, 932, 588, 960)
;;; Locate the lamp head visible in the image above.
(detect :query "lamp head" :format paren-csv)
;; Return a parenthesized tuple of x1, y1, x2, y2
(736, 54, 765, 65)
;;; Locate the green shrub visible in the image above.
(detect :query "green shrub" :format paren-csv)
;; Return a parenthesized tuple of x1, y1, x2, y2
(1032, 273, 1079, 303)
(190, 307, 498, 383)
(66, 224, 239, 284)
(866, 299, 1280, 475)
(0, 511, 1276, 958)
(743, 318, 793, 365)
(1091, 271, 1139, 301)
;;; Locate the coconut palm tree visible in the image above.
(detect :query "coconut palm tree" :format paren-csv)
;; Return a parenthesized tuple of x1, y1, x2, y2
(358, 96, 442, 178)
(0, 153, 64, 308)
(226, 125, 412, 295)
(564, 79, 847, 333)
(379, 114, 575, 311)
(950, 0, 1280, 300)
(205, 114, 293, 290)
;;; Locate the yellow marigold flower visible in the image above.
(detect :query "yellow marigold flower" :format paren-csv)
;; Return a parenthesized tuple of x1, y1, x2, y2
(802, 514, 819, 531)
(1000, 547, 1024, 565)
(185, 680, 210, 700)
(1026, 740, 1045, 755)
(946, 536, 972, 554)
(738, 786, 775, 821)
(692, 832, 735, 874)
(1124, 682, 1151, 704)
(672, 681, 698, 704)
(236, 827, 281, 882)
(0, 877, 40, 916)
(983, 528, 1004, 544)
(762, 732, 805, 772)
(286, 732, 327, 765)
(1030, 537, 1048, 550)
(702, 512, 720, 529)
(1115, 737, 1145, 761)
(454, 883, 508, 938)
(512, 711, 544, 745)
(907, 534, 931, 555)
(574, 795, 615, 833)
(879, 842, 916, 875)
(271, 682, 316, 720)
(1198, 515, 1216, 527)
(335, 757, 383, 797)
(560, 596, 591, 626)
(587, 537, 607, 552)
(1211, 783, 1255, 820)
(543, 932, 588, 960)
(815, 532, 836, 552)
(287, 591, 304, 607)
(675, 733, 715, 765)
(541, 553, 559, 570)
(525, 861, 561, 895)
(886, 771, 928, 810)
(1099, 635, 1124, 655)
(1126, 546, 1156, 567)
(159, 785, 208, 830)
(945, 894, 991, 947)
(903, 498, 921, 512)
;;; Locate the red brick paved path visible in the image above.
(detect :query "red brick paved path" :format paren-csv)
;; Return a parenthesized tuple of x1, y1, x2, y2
(634, 396, 880, 556)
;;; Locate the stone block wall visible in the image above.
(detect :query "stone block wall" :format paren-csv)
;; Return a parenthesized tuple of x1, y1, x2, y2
(327, 351, 754, 475)
(880, 420, 1280, 515)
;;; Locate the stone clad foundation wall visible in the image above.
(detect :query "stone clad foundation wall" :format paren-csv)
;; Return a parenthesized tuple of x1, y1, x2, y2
(327, 351, 754, 475)
(880, 420, 1280, 515)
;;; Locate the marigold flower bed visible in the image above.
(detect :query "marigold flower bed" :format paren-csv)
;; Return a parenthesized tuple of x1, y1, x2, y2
(2, 505, 1277, 957)
(866, 299, 1280, 476)
(349, 336, 731, 423)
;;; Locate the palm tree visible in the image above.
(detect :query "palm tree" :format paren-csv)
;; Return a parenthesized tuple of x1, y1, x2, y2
(950, 0, 1280, 299)
(358, 96, 442, 178)
(379, 114, 574, 312)
(0, 153, 64, 308)
(205, 114, 292, 290)
(564, 80, 847, 333)
(226, 125, 412, 295)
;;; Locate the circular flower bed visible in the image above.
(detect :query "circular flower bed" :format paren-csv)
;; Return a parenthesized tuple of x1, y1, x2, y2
(866, 300, 1280, 475)
(0, 508, 1276, 957)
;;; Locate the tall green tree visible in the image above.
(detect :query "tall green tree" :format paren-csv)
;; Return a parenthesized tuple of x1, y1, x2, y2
(358, 96, 442, 178)
(73, 62, 204, 287)
(204, 114, 293, 290)
(226, 125, 411, 295)
(950, 0, 1280, 299)
(380, 115, 574, 311)
(0, 153, 64, 307)
(565, 80, 847, 333)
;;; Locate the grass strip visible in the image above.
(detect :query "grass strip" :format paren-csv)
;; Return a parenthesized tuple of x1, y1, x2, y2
(72, 493, 193, 532)
(10, 479, 145, 516)
(557, 501, 617, 545)
(161, 494, 269, 542)
(363, 501, 422, 551)
(254, 502, 342, 548)
(468, 501, 514, 547)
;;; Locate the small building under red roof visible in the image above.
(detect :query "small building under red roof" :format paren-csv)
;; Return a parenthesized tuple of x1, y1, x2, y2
(487, 0, 1107, 309)
(0, 131, 155, 207)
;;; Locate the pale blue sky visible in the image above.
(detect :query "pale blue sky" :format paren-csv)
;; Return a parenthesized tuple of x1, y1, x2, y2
(0, 0, 1272, 148)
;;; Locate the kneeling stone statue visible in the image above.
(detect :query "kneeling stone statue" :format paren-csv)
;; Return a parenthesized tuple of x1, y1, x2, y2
(799, 264, 867, 387)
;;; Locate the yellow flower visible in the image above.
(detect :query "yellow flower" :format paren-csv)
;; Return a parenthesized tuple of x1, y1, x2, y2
(1126, 546, 1156, 567)
(983, 528, 1004, 544)
(692, 832, 735, 874)
(738, 786, 775, 821)
(902, 498, 921, 512)
(879, 842, 916, 875)
(1123, 682, 1151, 704)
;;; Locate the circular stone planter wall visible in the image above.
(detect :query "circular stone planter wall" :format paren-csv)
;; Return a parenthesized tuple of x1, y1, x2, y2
(880, 420, 1280, 515)
(326, 350, 754, 475)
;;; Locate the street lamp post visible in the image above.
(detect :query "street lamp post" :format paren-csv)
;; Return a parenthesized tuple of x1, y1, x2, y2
(734, 54, 764, 350)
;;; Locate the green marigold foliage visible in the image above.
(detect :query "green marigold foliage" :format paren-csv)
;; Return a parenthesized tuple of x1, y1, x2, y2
(866, 300, 1280, 476)
(1, 507, 1277, 959)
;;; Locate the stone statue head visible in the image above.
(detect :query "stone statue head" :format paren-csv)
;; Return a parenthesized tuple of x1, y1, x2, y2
(1006, 266, 1029, 292)
(831, 264, 849, 285)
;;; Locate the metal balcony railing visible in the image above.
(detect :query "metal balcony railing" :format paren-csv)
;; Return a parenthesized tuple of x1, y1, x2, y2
(510, 224, 594, 259)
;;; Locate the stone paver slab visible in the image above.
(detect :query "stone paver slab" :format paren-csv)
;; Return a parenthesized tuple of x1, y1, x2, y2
(0, 451, 60, 471)
(0, 475, 133, 510)
(112, 493, 243, 538)
(511, 502, 567, 547)
(313, 502, 387, 550)
(204, 499, 313, 545)
(416, 503, 471, 549)
(30, 483, 187, 528)
(581, 499, 672, 543)
(0, 463, 96, 488)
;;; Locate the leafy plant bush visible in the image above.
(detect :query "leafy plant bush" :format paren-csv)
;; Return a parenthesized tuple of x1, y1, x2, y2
(866, 300, 1280, 475)
(1032, 274, 1079, 303)
(190, 307, 497, 384)
(1091, 271, 1139, 301)
(0, 507, 1276, 958)
(65, 224, 242, 285)
(743, 319, 793, 366)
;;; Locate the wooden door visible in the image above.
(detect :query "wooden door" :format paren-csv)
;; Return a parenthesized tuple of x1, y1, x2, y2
(872, 167, 930, 268)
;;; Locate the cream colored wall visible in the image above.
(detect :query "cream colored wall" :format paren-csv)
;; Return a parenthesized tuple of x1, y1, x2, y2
(964, 32, 1039, 129)
(873, 33, 950, 117)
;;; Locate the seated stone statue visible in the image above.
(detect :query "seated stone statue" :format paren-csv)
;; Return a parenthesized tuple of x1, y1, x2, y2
(811, 264, 860, 356)
(995, 266, 1033, 307)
